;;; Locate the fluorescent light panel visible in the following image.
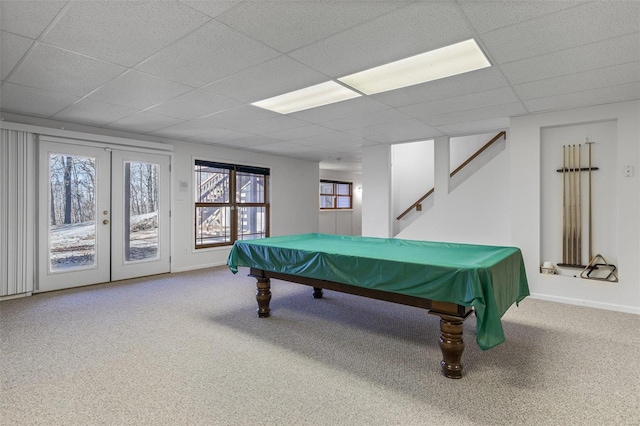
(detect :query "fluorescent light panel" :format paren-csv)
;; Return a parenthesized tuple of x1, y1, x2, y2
(338, 39, 491, 95)
(252, 81, 361, 114)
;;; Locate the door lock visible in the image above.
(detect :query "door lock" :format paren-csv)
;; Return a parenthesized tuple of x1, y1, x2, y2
(103, 219, 109, 225)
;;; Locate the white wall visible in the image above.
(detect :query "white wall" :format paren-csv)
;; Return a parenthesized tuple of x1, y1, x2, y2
(396, 141, 511, 246)
(511, 100, 639, 314)
(540, 120, 618, 270)
(319, 169, 362, 236)
(0, 115, 320, 279)
(362, 144, 392, 238)
(449, 132, 496, 172)
(172, 140, 319, 272)
(392, 140, 433, 235)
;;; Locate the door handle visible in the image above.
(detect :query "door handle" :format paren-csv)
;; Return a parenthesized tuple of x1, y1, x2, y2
(103, 219, 109, 225)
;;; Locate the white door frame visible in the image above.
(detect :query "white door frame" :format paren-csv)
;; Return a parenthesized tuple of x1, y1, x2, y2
(38, 141, 111, 291)
(37, 139, 171, 291)
(111, 150, 171, 281)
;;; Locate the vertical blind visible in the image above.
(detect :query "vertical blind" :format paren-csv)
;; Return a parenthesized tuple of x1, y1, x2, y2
(0, 129, 36, 296)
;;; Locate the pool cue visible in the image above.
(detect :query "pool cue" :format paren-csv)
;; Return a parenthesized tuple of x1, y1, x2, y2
(573, 145, 580, 265)
(577, 144, 582, 265)
(576, 144, 582, 265)
(562, 145, 567, 264)
(587, 141, 594, 262)
(571, 145, 578, 265)
(567, 145, 572, 265)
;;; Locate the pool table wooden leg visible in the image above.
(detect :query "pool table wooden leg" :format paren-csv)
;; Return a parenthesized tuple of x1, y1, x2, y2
(432, 313, 466, 379)
(256, 277, 271, 318)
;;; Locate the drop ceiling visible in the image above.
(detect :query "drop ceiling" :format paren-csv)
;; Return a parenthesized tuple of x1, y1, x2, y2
(1, 1, 639, 171)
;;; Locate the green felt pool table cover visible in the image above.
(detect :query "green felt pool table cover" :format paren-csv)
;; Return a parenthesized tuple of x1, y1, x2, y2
(227, 233, 529, 350)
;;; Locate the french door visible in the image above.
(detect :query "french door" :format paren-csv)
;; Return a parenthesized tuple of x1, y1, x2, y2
(38, 140, 170, 292)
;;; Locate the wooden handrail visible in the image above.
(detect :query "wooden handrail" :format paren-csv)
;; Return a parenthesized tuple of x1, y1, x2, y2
(450, 131, 506, 177)
(397, 188, 434, 220)
(396, 131, 506, 220)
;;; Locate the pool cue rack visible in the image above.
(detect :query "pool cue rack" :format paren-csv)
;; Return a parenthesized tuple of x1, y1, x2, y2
(556, 143, 599, 269)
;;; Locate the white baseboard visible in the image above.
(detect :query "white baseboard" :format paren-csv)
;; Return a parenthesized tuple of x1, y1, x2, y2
(171, 261, 228, 273)
(0, 292, 32, 301)
(529, 293, 640, 315)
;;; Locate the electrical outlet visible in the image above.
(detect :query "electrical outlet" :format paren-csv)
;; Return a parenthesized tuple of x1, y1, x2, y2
(624, 165, 634, 177)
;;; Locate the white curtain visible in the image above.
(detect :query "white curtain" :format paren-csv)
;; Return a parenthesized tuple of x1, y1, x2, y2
(0, 129, 36, 296)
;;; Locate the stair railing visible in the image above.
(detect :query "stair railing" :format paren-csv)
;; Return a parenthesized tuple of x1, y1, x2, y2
(396, 131, 506, 220)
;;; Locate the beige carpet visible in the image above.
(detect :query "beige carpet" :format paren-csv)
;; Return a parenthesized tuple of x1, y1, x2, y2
(1, 266, 639, 425)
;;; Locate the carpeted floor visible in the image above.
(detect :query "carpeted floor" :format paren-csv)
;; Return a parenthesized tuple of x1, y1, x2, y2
(1, 266, 639, 425)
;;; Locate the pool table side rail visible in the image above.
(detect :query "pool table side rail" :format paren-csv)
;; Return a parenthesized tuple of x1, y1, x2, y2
(249, 268, 473, 318)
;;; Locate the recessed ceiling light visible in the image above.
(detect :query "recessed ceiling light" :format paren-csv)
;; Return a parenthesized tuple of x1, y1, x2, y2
(252, 81, 361, 114)
(338, 39, 491, 95)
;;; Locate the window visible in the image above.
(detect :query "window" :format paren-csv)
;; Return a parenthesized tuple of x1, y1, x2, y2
(195, 160, 269, 248)
(320, 180, 352, 209)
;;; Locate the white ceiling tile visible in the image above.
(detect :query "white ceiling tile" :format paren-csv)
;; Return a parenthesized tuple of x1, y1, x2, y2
(199, 105, 283, 130)
(8, 43, 125, 96)
(289, 2, 473, 77)
(105, 111, 185, 133)
(251, 141, 321, 154)
(146, 90, 242, 121)
(201, 55, 328, 103)
(500, 33, 640, 85)
(189, 127, 255, 144)
(372, 67, 509, 108)
(345, 119, 441, 144)
(458, 1, 587, 34)
(267, 124, 335, 141)
(294, 131, 365, 150)
(219, 135, 282, 149)
(514, 62, 640, 101)
(43, 1, 210, 67)
(1, 32, 34, 80)
(149, 120, 217, 140)
(289, 97, 389, 123)
(239, 116, 310, 135)
(480, 2, 640, 64)
(216, 1, 409, 53)
(423, 102, 527, 127)
(135, 20, 280, 87)
(323, 108, 412, 131)
(178, 1, 242, 18)
(88, 71, 192, 110)
(399, 87, 520, 120)
(434, 117, 511, 136)
(52, 98, 139, 126)
(0, 82, 80, 117)
(0, 1, 66, 39)
(523, 82, 640, 113)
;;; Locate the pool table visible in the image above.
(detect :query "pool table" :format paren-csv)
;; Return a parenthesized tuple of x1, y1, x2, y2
(227, 233, 529, 379)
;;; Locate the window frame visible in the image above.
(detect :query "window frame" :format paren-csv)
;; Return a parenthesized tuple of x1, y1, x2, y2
(320, 179, 352, 210)
(194, 160, 270, 249)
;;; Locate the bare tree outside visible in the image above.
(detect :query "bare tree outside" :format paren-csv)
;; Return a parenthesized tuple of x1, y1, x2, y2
(124, 161, 159, 261)
(49, 154, 97, 270)
(49, 156, 160, 270)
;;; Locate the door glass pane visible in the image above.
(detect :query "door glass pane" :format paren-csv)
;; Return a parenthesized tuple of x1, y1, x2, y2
(196, 206, 231, 246)
(124, 162, 159, 262)
(49, 154, 97, 272)
(237, 206, 266, 240)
